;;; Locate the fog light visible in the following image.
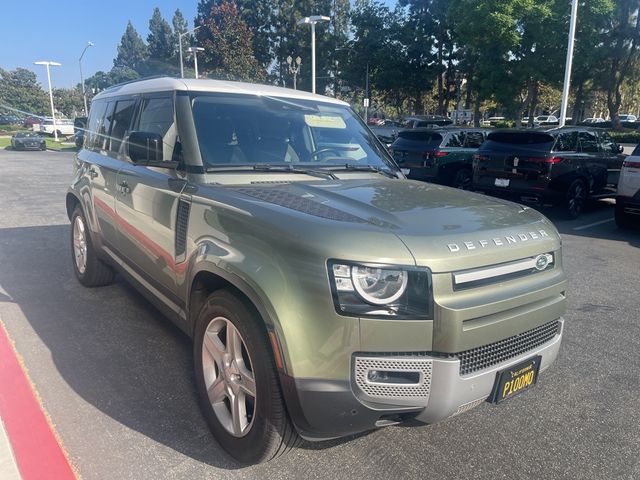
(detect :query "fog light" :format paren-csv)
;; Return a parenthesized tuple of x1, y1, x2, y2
(367, 370, 421, 384)
(367, 370, 389, 382)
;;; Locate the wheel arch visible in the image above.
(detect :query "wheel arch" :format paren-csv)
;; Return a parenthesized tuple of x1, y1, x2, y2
(66, 191, 81, 221)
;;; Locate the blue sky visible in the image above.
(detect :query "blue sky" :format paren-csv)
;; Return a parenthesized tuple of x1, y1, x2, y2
(1, 1, 198, 88)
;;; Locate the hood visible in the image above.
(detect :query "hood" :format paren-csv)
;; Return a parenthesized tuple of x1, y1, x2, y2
(229, 178, 560, 272)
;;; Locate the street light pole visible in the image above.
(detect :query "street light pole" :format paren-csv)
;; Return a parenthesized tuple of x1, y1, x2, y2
(559, 0, 579, 127)
(297, 15, 330, 94)
(79, 41, 94, 116)
(34, 61, 61, 142)
(188, 46, 205, 79)
(179, 25, 202, 79)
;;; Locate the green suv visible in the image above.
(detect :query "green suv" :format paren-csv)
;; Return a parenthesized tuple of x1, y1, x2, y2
(67, 78, 566, 464)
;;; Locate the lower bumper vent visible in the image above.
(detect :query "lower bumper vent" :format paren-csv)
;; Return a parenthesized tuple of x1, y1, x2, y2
(354, 357, 432, 402)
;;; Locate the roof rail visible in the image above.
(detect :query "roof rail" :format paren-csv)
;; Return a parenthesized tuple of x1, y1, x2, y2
(99, 75, 174, 94)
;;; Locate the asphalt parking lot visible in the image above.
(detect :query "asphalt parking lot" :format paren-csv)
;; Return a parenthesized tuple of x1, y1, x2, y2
(0, 149, 638, 480)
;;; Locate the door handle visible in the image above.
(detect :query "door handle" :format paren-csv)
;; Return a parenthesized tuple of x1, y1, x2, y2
(118, 181, 131, 195)
(88, 167, 98, 179)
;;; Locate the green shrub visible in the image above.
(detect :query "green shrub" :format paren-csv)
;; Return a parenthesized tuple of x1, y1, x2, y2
(609, 130, 640, 144)
(493, 120, 515, 128)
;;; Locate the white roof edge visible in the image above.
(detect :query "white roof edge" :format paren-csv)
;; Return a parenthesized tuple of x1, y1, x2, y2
(93, 77, 349, 106)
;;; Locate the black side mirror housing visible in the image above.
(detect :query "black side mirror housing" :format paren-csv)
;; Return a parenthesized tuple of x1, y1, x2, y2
(128, 131, 163, 164)
(617, 144, 624, 154)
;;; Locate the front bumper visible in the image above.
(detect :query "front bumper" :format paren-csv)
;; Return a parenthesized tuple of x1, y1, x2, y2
(285, 318, 564, 440)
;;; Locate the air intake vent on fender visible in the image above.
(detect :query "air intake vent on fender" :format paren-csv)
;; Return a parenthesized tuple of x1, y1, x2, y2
(175, 199, 191, 257)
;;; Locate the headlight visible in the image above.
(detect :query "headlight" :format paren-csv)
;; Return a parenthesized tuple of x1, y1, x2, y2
(351, 266, 408, 304)
(328, 260, 432, 319)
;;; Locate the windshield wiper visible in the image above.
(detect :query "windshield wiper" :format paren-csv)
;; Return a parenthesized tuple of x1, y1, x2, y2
(253, 164, 338, 180)
(326, 164, 398, 179)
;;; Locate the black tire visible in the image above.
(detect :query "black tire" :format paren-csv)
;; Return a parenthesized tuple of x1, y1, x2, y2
(564, 179, 587, 219)
(70, 205, 115, 287)
(194, 290, 301, 464)
(451, 167, 472, 189)
(40, 142, 47, 151)
(615, 202, 634, 229)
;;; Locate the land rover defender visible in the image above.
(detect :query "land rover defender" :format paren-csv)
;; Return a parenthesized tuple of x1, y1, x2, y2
(67, 77, 566, 464)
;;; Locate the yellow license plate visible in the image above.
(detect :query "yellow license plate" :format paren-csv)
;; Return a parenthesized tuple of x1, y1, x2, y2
(489, 356, 541, 403)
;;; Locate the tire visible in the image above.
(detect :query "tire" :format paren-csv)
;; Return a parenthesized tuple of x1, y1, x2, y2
(451, 167, 472, 189)
(40, 143, 47, 151)
(70, 205, 115, 287)
(564, 179, 587, 219)
(615, 202, 634, 229)
(194, 290, 301, 464)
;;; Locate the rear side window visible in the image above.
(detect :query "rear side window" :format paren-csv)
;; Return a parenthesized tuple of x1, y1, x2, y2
(85, 100, 108, 150)
(464, 131, 485, 148)
(553, 132, 578, 152)
(578, 131, 599, 153)
(445, 132, 464, 148)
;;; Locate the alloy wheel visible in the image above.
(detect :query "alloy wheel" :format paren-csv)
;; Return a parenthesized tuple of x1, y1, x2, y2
(72, 216, 87, 274)
(202, 317, 256, 437)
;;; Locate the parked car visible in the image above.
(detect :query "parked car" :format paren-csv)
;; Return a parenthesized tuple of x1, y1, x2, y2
(618, 114, 637, 123)
(10, 132, 47, 151)
(39, 118, 75, 137)
(582, 117, 605, 125)
(67, 76, 566, 464)
(0, 115, 20, 125)
(390, 127, 490, 188)
(534, 115, 559, 126)
(472, 127, 625, 218)
(23, 116, 43, 128)
(615, 144, 640, 228)
(402, 115, 452, 128)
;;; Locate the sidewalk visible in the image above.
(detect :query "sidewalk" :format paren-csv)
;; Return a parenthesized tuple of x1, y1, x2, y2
(0, 418, 20, 480)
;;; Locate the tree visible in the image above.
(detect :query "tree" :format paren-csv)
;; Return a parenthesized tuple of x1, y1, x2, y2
(172, 9, 191, 62)
(52, 87, 84, 118)
(594, 0, 640, 128)
(147, 8, 174, 64)
(0, 68, 49, 116)
(114, 21, 148, 71)
(196, 1, 266, 82)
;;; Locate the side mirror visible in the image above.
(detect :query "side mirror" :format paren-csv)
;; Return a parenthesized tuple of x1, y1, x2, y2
(617, 144, 624, 154)
(127, 131, 163, 164)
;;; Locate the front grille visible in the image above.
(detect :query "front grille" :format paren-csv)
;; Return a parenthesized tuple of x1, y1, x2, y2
(354, 357, 432, 401)
(457, 320, 560, 375)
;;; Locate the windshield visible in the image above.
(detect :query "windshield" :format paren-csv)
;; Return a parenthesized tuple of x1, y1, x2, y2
(190, 93, 396, 171)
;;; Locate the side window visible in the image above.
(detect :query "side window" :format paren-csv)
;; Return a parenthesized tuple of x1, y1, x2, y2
(598, 132, 616, 154)
(445, 132, 464, 148)
(137, 96, 175, 160)
(108, 99, 136, 154)
(464, 131, 485, 148)
(138, 97, 174, 137)
(578, 131, 599, 153)
(99, 102, 116, 151)
(554, 132, 578, 152)
(86, 101, 107, 150)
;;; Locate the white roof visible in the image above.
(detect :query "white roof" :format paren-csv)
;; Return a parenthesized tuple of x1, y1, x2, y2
(94, 77, 349, 106)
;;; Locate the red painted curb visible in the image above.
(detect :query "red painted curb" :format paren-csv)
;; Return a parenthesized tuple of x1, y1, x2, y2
(0, 322, 76, 480)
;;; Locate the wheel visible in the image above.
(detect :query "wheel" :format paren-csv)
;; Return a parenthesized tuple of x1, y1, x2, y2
(40, 142, 47, 151)
(564, 179, 587, 219)
(615, 202, 634, 229)
(70, 205, 115, 287)
(194, 290, 301, 464)
(451, 168, 472, 189)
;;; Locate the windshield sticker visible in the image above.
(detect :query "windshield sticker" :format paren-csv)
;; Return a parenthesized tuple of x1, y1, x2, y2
(304, 115, 346, 129)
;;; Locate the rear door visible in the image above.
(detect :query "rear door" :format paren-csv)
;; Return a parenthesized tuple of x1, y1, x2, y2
(473, 131, 555, 191)
(79, 99, 122, 250)
(115, 93, 187, 306)
(577, 130, 608, 192)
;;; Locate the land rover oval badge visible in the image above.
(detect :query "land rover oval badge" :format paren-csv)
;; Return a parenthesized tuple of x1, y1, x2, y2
(534, 254, 549, 271)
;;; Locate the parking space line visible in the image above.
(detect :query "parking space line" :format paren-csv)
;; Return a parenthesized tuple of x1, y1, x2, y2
(0, 320, 76, 480)
(573, 218, 614, 231)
